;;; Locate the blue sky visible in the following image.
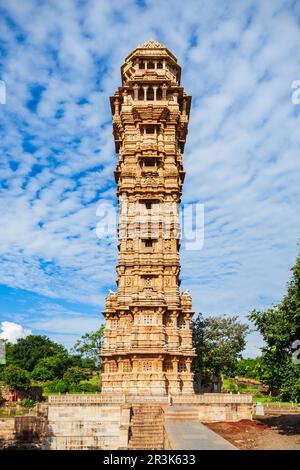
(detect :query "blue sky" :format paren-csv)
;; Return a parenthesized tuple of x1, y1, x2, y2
(0, 0, 300, 356)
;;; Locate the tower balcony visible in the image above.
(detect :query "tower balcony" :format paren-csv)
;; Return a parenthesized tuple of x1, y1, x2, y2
(180, 292, 193, 310)
(123, 66, 179, 85)
(104, 293, 118, 309)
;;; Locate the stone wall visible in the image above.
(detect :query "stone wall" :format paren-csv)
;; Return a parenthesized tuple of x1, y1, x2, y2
(170, 393, 254, 422)
(0, 418, 15, 447)
(43, 395, 129, 450)
(0, 416, 45, 449)
(0, 393, 252, 450)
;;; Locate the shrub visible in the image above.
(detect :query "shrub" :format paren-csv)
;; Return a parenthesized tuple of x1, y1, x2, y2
(2, 365, 31, 390)
(63, 367, 91, 384)
(43, 379, 69, 394)
(19, 399, 36, 407)
(68, 382, 100, 393)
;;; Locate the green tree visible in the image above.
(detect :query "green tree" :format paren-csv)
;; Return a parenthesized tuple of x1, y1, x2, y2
(63, 367, 91, 384)
(234, 357, 262, 380)
(43, 379, 70, 394)
(191, 314, 249, 378)
(2, 364, 31, 391)
(31, 354, 70, 381)
(249, 247, 300, 401)
(73, 326, 104, 366)
(67, 354, 95, 370)
(5, 335, 67, 371)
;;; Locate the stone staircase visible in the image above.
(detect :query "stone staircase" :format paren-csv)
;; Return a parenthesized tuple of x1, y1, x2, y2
(163, 406, 199, 423)
(128, 405, 164, 450)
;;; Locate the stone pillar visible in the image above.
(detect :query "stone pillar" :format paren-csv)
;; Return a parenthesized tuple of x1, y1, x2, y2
(182, 97, 187, 115)
(181, 358, 194, 394)
(143, 86, 148, 101)
(114, 97, 120, 116)
(162, 83, 167, 100)
(133, 83, 139, 101)
(168, 357, 181, 395)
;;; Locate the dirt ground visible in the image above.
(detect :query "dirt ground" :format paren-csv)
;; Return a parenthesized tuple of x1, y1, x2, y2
(206, 414, 300, 450)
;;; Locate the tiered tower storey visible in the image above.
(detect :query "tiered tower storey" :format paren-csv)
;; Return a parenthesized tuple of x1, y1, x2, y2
(101, 40, 196, 396)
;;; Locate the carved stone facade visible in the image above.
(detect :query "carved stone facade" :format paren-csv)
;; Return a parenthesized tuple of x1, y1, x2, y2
(100, 39, 196, 396)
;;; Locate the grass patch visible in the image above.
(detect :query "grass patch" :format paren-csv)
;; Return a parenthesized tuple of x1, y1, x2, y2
(223, 377, 300, 407)
(252, 396, 300, 407)
(222, 377, 262, 395)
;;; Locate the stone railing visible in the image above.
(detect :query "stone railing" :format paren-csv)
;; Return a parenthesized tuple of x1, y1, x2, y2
(125, 395, 170, 405)
(171, 393, 253, 405)
(48, 393, 172, 406)
(47, 392, 253, 407)
(48, 394, 125, 405)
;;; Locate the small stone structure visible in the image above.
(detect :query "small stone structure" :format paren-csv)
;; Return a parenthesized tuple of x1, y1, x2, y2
(0, 393, 254, 449)
(0, 382, 42, 402)
(39, 393, 253, 450)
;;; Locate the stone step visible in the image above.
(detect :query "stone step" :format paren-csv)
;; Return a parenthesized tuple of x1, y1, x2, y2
(130, 438, 164, 444)
(129, 434, 163, 439)
(128, 405, 164, 450)
(132, 418, 163, 422)
(131, 426, 163, 433)
(131, 419, 164, 425)
(133, 407, 162, 410)
(129, 432, 164, 439)
(132, 410, 162, 413)
(132, 416, 163, 421)
(128, 446, 164, 450)
(129, 444, 164, 449)
(130, 433, 164, 439)
(132, 409, 165, 412)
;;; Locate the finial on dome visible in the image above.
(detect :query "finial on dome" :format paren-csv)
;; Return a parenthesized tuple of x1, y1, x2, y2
(124, 38, 178, 64)
(138, 39, 166, 49)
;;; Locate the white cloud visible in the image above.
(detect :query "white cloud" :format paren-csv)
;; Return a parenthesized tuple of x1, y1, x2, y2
(0, 321, 32, 344)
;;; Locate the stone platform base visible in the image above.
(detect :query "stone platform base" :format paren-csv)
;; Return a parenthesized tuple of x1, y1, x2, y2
(40, 393, 254, 450)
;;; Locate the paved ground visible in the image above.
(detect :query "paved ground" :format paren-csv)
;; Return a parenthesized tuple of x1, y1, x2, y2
(206, 414, 300, 450)
(165, 421, 237, 450)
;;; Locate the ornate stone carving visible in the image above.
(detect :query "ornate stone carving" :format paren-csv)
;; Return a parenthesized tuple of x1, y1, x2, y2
(138, 39, 166, 49)
(101, 40, 195, 396)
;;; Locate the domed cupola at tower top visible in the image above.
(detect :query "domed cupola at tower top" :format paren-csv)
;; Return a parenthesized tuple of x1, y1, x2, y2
(120, 38, 182, 87)
(110, 39, 191, 155)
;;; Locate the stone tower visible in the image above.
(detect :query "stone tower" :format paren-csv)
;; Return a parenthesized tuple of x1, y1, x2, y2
(101, 39, 196, 396)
